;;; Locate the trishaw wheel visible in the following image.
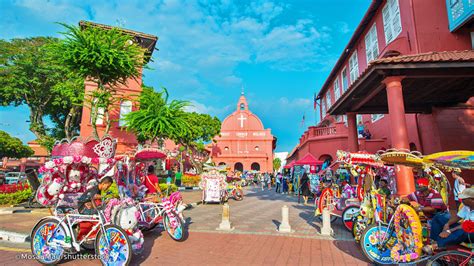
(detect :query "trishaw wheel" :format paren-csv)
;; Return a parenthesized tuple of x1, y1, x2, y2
(427, 250, 472, 266)
(341, 205, 360, 231)
(95, 225, 132, 266)
(30, 218, 66, 265)
(360, 224, 397, 265)
(234, 189, 244, 201)
(163, 210, 186, 242)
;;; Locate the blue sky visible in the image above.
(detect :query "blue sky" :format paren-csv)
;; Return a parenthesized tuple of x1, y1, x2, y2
(0, 0, 371, 152)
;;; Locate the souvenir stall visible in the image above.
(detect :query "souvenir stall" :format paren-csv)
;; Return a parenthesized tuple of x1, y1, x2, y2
(293, 154, 323, 202)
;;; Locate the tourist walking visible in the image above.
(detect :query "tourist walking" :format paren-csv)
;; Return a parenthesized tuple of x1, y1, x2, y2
(260, 173, 265, 191)
(300, 173, 311, 205)
(275, 172, 281, 193)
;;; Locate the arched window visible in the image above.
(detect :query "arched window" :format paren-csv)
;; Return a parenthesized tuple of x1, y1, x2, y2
(240, 103, 245, 110)
(255, 146, 259, 151)
(119, 100, 132, 126)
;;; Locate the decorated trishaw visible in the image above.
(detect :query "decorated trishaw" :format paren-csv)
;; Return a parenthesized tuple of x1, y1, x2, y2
(30, 136, 133, 265)
(358, 149, 474, 265)
(199, 165, 227, 204)
(115, 148, 187, 242)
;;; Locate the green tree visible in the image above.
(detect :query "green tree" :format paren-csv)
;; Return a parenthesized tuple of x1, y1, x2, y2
(273, 158, 282, 173)
(124, 86, 191, 148)
(0, 131, 34, 159)
(0, 37, 84, 148)
(175, 112, 221, 173)
(55, 23, 147, 139)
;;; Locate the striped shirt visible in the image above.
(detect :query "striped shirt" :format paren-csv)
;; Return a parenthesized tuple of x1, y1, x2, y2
(407, 189, 447, 213)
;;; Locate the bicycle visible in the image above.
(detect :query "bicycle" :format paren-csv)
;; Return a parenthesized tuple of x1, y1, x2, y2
(30, 195, 132, 265)
(137, 192, 187, 241)
(221, 180, 244, 202)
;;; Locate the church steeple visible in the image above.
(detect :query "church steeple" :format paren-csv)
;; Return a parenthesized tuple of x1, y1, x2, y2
(237, 91, 248, 111)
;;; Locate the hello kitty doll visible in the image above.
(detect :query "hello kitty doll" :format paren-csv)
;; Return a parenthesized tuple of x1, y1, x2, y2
(36, 178, 65, 205)
(116, 206, 144, 254)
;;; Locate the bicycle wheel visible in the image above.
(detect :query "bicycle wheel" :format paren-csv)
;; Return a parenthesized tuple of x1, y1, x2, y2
(233, 189, 244, 201)
(30, 218, 66, 265)
(360, 224, 397, 265)
(342, 205, 360, 231)
(95, 225, 132, 266)
(163, 210, 186, 241)
(427, 250, 472, 266)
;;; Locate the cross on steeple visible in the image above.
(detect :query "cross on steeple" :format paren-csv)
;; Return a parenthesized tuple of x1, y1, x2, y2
(238, 114, 247, 128)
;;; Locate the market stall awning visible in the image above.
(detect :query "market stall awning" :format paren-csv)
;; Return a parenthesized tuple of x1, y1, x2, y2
(294, 154, 324, 166)
(327, 50, 474, 115)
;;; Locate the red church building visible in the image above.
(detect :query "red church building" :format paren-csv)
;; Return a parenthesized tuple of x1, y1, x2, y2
(288, 0, 474, 195)
(212, 93, 276, 173)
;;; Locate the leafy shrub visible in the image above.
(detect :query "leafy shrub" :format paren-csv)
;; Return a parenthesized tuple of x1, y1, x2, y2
(182, 174, 201, 187)
(0, 189, 32, 205)
(159, 184, 178, 193)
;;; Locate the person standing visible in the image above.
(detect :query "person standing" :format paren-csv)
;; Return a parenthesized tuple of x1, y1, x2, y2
(300, 173, 311, 205)
(275, 172, 281, 193)
(453, 170, 466, 209)
(260, 173, 265, 191)
(175, 168, 183, 187)
(282, 174, 288, 194)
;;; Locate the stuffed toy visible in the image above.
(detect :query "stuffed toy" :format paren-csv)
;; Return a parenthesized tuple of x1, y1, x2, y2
(105, 199, 144, 254)
(36, 178, 65, 205)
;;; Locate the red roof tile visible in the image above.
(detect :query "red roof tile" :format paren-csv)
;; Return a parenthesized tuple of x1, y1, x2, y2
(370, 50, 474, 64)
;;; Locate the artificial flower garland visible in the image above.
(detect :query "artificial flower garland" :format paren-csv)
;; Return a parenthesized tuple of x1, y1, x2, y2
(39, 156, 116, 176)
(391, 204, 423, 263)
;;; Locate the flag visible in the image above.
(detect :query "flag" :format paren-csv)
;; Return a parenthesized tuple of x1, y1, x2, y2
(301, 114, 305, 127)
(313, 93, 317, 110)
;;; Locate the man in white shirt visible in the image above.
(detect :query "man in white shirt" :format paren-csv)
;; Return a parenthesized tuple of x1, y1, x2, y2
(424, 187, 474, 253)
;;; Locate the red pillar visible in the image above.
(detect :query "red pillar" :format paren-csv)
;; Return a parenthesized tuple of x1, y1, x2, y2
(383, 76, 415, 196)
(347, 112, 359, 152)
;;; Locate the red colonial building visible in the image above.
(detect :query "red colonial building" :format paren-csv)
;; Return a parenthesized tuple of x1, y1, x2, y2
(288, 0, 474, 195)
(78, 21, 158, 155)
(211, 93, 276, 173)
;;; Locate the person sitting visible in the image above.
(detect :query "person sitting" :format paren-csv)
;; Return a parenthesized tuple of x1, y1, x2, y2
(144, 165, 163, 202)
(403, 178, 447, 219)
(423, 187, 474, 253)
(362, 129, 371, 139)
(377, 179, 391, 198)
(76, 176, 113, 240)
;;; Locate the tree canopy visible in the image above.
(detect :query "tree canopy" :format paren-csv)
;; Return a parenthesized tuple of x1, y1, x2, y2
(54, 23, 148, 139)
(273, 158, 282, 172)
(0, 130, 34, 159)
(0, 37, 84, 149)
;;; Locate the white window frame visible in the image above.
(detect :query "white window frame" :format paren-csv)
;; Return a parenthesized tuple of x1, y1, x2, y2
(349, 51, 359, 85)
(334, 77, 341, 100)
(382, 0, 402, 44)
(371, 114, 384, 123)
(365, 24, 379, 63)
(321, 100, 326, 116)
(356, 114, 363, 124)
(341, 67, 348, 92)
(96, 107, 104, 125)
(119, 100, 132, 126)
(326, 92, 331, 109)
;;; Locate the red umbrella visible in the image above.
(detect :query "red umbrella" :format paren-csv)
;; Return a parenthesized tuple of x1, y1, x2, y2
(134, 148, 167, 161)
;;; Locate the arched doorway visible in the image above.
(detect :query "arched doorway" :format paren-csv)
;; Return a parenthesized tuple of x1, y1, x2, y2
(234, 162, 243, 172)
(409, 142, 417, 152)
(251, 162, 260, 171)
(218, 162, 226, 166)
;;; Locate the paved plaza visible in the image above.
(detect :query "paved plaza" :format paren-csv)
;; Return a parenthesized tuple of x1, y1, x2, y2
(0, 187, 369, 265)
(187, 187, 354, 240)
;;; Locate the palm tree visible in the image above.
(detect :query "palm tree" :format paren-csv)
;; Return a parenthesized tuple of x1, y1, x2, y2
(124, 87, 191, 148)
